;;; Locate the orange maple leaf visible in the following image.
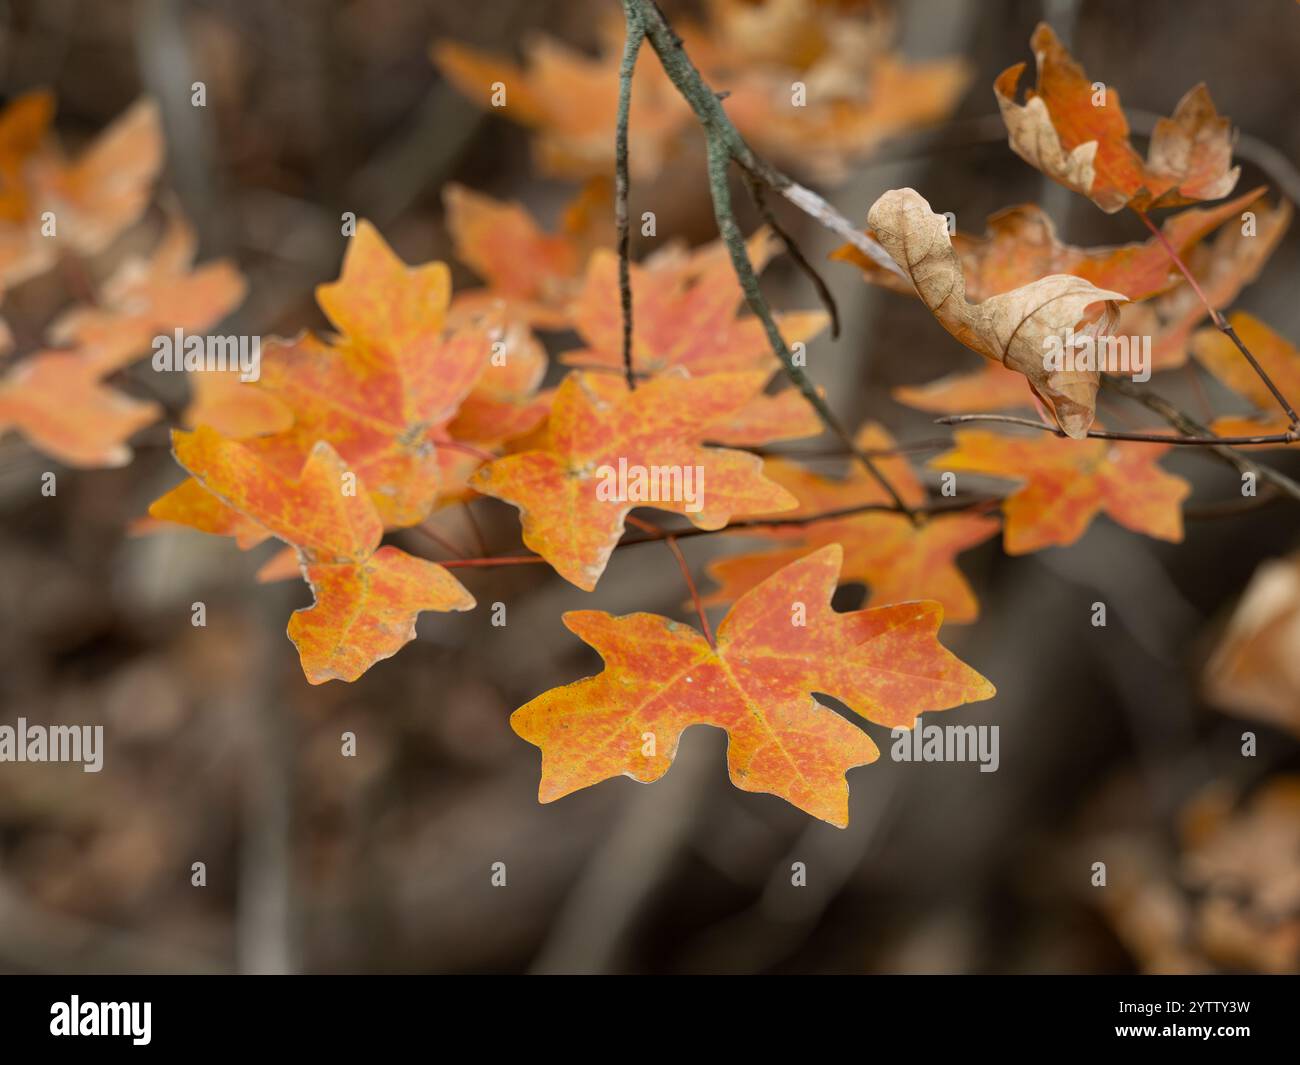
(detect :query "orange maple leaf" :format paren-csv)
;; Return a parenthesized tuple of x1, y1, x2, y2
(49, 207, 244, 354)
(170, 425, 474, 684)
(512, 544, 995, 827)
(893, 362, 1035, 416)
(932, 428, 1190, 554)
(0, 90, 54, 223)
(1190, 313, 1300, 446)
(145, 475, 269, 549)
(995, 23, 1239, 214)
(562, 228, 827, 376)
(687, 0, 969, 182)
(172, 221, 493, 529)
(432, 34, 689, 179)
(561, 229, 827, 446)
(0, 349, 159, 467)
(470, 370, 799, 590)
(444, 180, 611, 329)
(700, 425, 999, 622)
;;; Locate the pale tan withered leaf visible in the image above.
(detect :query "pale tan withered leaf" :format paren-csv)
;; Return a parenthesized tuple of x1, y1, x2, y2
(867, 187, 1126, 438)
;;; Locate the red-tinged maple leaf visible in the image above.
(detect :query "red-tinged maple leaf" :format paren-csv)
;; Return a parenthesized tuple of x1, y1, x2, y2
(931, 428, 1190, 554)
(432, 35, 689, 180)
(170, 425, 475, 683)
(1190, 313, 1300, 446)
(995, 23, 1239, 214)
(511, 544, 995, 827)
(700, 424, 999, 622)
(220, 221, 493, 527)
(562, 230, 827, 376)
(561, 229, 827, 447)
(833, 188, 1265, 304)
(1120, 199, 1292, 372)
(444, 180, 611, 329)
(0, 95, 162, 285)
(470, 370, 799, 591)
(0, 349, 159, 467)
(893, 362, 1035, 415)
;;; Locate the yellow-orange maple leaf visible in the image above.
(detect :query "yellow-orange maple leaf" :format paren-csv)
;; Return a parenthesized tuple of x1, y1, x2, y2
(562, 229, 827, 446)
(432, 35, 689, 180)
(470, 370, 798, 590)
(444, 180, 611, 329)
(446, 317, 553, 446)
(562, 228, 827, 376)
(512, 544, 995, 827)
(0, 349, 159, 467)
(203, 221, 493, 528)
(932, 428, 1190, 554)
(689, 0, 969, 182)
(170, 425, 474, 684)
(893, 362, 1034, 416)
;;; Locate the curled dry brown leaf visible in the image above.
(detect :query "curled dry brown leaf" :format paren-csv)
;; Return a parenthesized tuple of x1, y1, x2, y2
(867, 187, 1126, 438)
(994, 23, 1240, 214)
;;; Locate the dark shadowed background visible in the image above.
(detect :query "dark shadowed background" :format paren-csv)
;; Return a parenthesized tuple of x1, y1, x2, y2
(0, 0, 1297, 974)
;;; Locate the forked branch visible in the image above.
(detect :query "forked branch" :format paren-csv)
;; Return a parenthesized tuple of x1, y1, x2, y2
(614, 0, 917, 521)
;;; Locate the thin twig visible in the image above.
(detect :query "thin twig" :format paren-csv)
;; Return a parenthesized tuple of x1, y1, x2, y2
(741, 438, 974, 459)
(615, 3, 644, 392)
(709, 138, 919, 521)
(439, 554, 547, 569)
(626, 513, 715, 644)
(741, 171, 840, 339)
(425, 493, 1005, 573)
(936, 412, 1300, 447)
(409, 520, 467, 558)
(666, 535, 714, 646)
(620, 495, 1004, 543)
(1101, 374, 1300, 503)
(621, 0, 917, 521)
(1136, 207, 1298, 428)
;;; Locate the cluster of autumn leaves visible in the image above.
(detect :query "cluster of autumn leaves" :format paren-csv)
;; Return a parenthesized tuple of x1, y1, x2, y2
(2, 10, 1297, 828)
(0, 92, 252, 467)
(433, 0, 970, 184)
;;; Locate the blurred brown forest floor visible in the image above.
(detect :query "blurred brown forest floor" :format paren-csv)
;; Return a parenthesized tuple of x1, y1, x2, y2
(0, 0, 1298, 973)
